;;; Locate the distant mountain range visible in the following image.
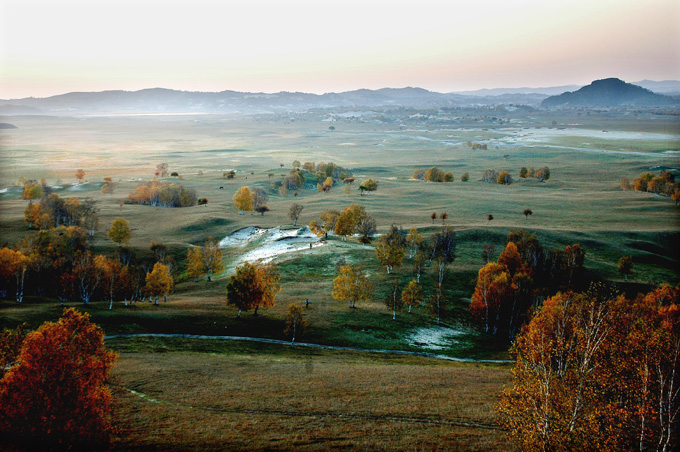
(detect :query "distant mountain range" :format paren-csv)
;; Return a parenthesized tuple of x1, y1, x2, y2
(541, 78, 679, 108)
(1, 79, 678, 116)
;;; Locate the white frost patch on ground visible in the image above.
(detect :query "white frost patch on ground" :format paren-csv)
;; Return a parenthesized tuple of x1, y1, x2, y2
(497, 127, 678, 143)
(407, 326, 466, 351)
(221, 226, 323, 265)
(219, 226, 266, 247)
(68, 182, 90, 190)
(0, 188, 7, 194)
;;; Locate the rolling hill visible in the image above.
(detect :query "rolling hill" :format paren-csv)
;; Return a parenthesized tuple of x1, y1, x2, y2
(541, 78, 678, 108)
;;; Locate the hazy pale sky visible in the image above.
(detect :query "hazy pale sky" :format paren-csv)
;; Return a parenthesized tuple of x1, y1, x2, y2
(1, 0, 679, 98)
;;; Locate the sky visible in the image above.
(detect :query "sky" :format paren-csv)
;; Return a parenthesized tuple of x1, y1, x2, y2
(1, 0, 679, 98)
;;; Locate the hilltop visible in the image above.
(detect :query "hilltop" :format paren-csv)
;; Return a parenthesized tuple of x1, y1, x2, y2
(541, 78, 678, 108)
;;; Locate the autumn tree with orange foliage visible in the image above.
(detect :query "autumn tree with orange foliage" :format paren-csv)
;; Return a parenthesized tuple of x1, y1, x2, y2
(470, 242, 534, 337)
(498, 285, 680, 452)
(0, 309, 117, 448)
(226, 261, 281, 316)
(144, 262, 173, 305)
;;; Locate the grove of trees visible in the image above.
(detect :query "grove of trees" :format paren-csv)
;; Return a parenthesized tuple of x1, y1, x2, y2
(623, 170, 680, 202)
(469, 231, 587, 339)
(499, 285, 679, 452)
(127, 179, 197, 207)
(413, 166, 454, 182)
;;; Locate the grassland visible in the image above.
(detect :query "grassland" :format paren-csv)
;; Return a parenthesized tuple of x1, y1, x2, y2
(0, 107, 678, 450)
(108, 340, 511, 452)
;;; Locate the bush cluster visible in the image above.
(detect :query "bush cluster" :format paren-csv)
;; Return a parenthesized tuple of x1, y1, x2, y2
(413, 166, 454, 182)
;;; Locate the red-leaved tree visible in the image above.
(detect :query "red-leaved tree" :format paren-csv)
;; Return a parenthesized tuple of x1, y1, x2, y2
(0, 308, 117, 447)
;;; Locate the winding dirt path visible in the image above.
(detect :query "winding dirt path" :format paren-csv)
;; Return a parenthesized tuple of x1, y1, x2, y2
(104, 333, 512, 364)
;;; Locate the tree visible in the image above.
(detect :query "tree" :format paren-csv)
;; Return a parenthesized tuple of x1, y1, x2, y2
(226, 261, 281, 316)
(21, 182, 44, 200)
(470, 263, 511, 334)
(334, 205, 367, 241)
(149, 241, 168, 263)
(334, 212, 356, 241)
(356, 215, 377, 244)
(461, 172, 469, 182)
(284, 303, 305, 347)
(406, 227, 423, 258)
(0, 248, 29, 303)
(375, 225, 406, 274)
(95, 255, 121, 310)
(108, 218, 131, 246)
(498, 288, 680, 452)
(288, 203, 303, 226)
(202, 237, 225, 281)
(617, 255, 633, 281)
(156, 163, 169, 177)
(233, 186, 253, 214)
(498, 170, 512, 185)
(423, 166, 446, 182)
(672, 188, 680, 206)
(73, 252, 103, 305)
(332, 265, 373, 308)
(523, 208, 533, 219)
(358, 178, 378, 195)
(565, 244, 585, 287)
(144, 262, 173, 305)
(320, 209, 340, 237)
(186, 247, 205, 282)
(401, 280, 423, 313)
(481, 243, 495, 263)
(75, 168, 86, 183)
(430, 212, 437, 224)
(535, 166, 550, 181)
(318, 176, 334, 192)
(498, 242, 523, 276)
(440, 212, 448, 224)
(0, 324, 27, 380)
(292, 160, 301, 169)
(101, 176, 114, 194)
(251, 187, 268, 210)
(482, 169, 499, 183)
(255, 205, 270, 216)
(0, 308, 116, 447)
(429, 226, 456, 324)
(385, 280, 402, 320)
(413, 248, 426, 283)
(519, 167, 528, 178)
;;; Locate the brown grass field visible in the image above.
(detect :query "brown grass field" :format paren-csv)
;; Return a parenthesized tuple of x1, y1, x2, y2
(108, 341, 512, 451)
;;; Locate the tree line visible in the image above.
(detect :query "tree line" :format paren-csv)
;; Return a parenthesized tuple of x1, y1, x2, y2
(622, 170, 680, 204)
(127, 179, 197, 208)
(483, 166, 550, 185)
(469, 231, 586, 339)
(24, 193, 98, 235)
(0, 219, 175, 307)
(499, 284, 679, 451)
